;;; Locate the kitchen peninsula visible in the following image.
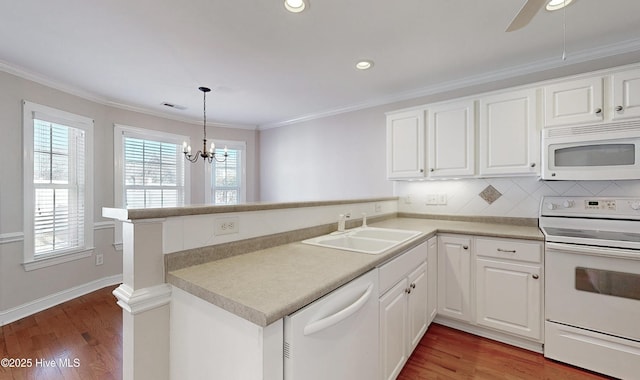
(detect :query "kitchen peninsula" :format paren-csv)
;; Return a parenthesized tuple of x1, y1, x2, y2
(103, 197, 543, 380)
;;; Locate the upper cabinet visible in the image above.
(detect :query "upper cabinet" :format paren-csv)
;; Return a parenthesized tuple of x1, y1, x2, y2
(544, 67, 640, 127)
(611, 68, 640, 120)
(428, 100, 475, 178)
(543, 76, 603, 127)
(386, 109, 426, 179)
(387, 63, 640, 180)
(479, 89, 539, 176)
(386, 100, 475, 180)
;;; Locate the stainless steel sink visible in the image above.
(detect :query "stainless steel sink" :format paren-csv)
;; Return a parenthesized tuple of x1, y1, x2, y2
(302, 227, 422, 254)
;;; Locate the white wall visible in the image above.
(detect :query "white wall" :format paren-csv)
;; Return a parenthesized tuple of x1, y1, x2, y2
(0, 70, 258, 319)
(259, 106, 394, 202)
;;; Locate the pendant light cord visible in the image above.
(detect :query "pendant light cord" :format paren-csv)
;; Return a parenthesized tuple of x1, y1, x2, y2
(562, 0, 567, 60)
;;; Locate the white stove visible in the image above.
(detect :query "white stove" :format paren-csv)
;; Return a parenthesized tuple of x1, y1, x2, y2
(540, 196, 640, 379)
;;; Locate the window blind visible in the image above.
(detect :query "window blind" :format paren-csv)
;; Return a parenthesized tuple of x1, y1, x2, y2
(33, 119, 85, 255)
(212, 147, 241, 205)
(123, 136, 185, 208)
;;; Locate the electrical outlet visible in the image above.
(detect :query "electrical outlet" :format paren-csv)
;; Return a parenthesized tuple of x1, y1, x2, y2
(215, 217, 239, 235)
(374, 203, 382, 213)
(95, 253, 104, 266)
(426, 194, 438, 205)
(437, 193, 448, 205)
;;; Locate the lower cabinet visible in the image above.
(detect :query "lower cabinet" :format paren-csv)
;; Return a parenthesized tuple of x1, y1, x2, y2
(426, 236, 438, 324)
(378, 242, 430, 380)
(475, 237, 542, 341)
(436, 234, 544, 347)
(437, 235, 472, 322)
(476, 258, 541, 340)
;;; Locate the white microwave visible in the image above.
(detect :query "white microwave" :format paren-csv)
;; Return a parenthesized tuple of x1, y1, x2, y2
(542, 121, 640, 180)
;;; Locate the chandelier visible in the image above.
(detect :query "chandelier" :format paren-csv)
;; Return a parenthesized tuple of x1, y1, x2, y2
(183, 86, 228, 163)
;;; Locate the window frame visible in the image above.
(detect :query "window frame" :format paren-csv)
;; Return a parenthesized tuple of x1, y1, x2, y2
(204, 140, 246, 205)
(22, 100, 95, 271)
(114, 124, 191, 210)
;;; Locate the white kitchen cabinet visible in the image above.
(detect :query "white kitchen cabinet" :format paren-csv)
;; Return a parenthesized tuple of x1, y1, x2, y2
(427, 100, 476, 177)
(407, 263, 428, 351)
(479, 89, 539, 176)
(426, 236, 438, 324)
(386, 109, 426, 179)
(475, 238, 542, 341)
(437, 235, 472, 322)
(611, 68, 640, 120)
(379, 242, 429, 380)
(544, 76, 604, 127)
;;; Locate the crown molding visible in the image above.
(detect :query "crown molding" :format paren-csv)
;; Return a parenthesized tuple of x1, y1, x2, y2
(258, 37, 640, 130)
(0, 60, 258, 131)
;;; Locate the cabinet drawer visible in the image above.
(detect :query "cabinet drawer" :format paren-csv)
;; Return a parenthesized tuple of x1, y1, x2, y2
(476, 238, 541, 263)
(379, 242, 428, 295)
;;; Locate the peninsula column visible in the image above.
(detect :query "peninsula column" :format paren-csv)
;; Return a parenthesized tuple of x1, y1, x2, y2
(104, 208, 171, 380)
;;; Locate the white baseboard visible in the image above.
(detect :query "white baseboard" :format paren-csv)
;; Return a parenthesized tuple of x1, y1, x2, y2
(0, 274, 123, 326)
(433, 316, 544, 353)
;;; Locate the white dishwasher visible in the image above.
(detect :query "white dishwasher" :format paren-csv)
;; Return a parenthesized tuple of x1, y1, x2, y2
(284, 269, 379, 380)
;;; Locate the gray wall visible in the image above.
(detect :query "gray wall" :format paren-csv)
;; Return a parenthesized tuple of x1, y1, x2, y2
(0, 70, 258, 314)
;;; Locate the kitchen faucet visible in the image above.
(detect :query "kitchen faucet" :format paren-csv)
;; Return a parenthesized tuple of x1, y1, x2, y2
(337, 214, 346, 232)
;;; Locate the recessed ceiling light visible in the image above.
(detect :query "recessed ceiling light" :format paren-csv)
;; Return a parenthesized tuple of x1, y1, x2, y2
(355, 60, 374, 70)
(546, 0, 573, 11)
(284, 0, 306, 13)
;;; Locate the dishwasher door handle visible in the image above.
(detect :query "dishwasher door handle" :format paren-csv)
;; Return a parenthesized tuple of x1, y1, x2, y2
(303, 283, 374, 336)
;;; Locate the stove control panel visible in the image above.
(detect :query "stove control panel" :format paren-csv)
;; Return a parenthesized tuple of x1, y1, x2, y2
(541, 197, 640, 219)
(584, 199, 617, 210)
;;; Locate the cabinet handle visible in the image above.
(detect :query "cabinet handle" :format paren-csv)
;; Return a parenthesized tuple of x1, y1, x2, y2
(420, 169, 424, 173)
(410, 283, 416, 289)
(405, 288, 412, 294)
(430, 168, 434, 172)
(595, 108, 602, 115)
(497, 248, 516, 253)
(463, 245, 469, 250)
(532, 274, 539, 280)
(530, 162, 536, 168)
(616, 105, 624, 112)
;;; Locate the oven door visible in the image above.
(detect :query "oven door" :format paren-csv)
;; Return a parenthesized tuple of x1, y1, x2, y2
(545, 242, 640, 341)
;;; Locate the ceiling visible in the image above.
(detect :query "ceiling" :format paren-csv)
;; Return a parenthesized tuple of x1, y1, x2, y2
(2, 0, 640, 129)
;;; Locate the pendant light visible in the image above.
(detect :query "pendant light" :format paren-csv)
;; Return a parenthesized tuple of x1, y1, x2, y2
(183, 87, 228, 163)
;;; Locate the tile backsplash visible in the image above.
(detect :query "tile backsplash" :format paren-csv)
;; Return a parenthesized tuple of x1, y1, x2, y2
(396, 177, 640, 218)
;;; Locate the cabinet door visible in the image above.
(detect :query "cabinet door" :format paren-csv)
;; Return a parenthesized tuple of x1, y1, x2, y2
(379, 279, 408, 380)
(476, 258, 541, 340)
(428, 100, 475, 177)
(427, 236, 438, 324)
(407, 262, 428, 354)
(386, 109, 426, 179)
(612, 68, 640, 120)
(544, 77, 604, 127)
(479, 89, 539, 176)
(437, 236, 472, 322)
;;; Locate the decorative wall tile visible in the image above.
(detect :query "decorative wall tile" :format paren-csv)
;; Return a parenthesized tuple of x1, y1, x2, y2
(396, 178, 640, 218)
(479, 185, 502, 204)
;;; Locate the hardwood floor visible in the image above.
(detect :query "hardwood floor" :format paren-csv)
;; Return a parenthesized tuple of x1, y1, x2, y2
(1, 286, 613, 380)
(0, 286, 121, 380)
(399, 324, 613, 380)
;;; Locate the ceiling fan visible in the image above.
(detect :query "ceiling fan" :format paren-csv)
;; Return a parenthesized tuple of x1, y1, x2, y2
(505, 0, 573, 32)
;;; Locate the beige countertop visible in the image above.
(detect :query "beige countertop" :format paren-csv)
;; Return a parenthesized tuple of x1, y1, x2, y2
(166, 217, 543, 327)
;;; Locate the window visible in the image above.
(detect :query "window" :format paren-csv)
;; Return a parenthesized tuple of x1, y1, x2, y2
(114, 125, 189, 209)
(206, 141, 246, 205)
(23, 101, 94, 269)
